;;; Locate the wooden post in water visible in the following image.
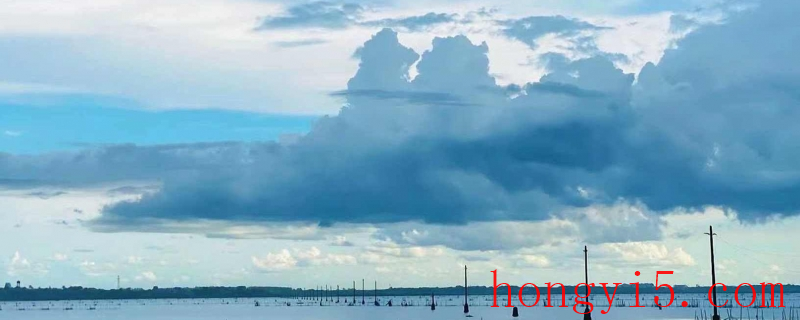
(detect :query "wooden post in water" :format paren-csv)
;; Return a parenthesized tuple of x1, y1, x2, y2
(362, 279, 365, 305)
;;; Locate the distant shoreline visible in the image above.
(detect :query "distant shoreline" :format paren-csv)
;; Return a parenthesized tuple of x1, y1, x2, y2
(1, 283, 797, 302)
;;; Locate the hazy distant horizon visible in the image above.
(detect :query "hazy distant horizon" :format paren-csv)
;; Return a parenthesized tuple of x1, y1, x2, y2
(5, 282, 800, 291)
(2, 0, 799, 299)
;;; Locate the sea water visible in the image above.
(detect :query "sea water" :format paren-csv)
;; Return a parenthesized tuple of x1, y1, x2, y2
(1, 293, 797, 319)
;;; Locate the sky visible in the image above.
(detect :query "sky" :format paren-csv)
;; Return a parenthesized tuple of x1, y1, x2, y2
(2, 0, 800, 290)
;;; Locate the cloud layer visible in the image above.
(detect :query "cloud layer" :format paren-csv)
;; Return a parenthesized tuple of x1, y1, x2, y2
(256, 1, 461, 32)
(1, 1, 799, 237)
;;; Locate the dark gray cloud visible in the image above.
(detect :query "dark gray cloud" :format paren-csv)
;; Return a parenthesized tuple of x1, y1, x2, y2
(272, 39, 328, 48)
(26, 190, 67, 199)
(498, 15, 623, 64)
(362, 12, 457, 31)
(106, 185, 159, 196)
(499, 15, 609, 49)
(0, 178, 46, 188)
(255, 2, 460, 31)
(89, 29, 622, 227)
(2, 1, 799, 236)
(256, 1, 364, 30)
(0, 141, 266, 187)
(330, 89, 470, 106)
(623, 0, 800, 219)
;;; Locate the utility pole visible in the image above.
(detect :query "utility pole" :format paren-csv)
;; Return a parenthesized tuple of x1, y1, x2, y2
(584, 246, 591, 320)
(583, 246, 589, 287)
(117, 275, 120, 290)
(706, 226, 720, 320)
(463, 265, 469, 314)
(374, 281, 379, 306)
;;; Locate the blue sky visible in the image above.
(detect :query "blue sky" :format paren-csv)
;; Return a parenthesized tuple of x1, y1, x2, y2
(0, 96, 316, 154)
(2, 0, 800, 290)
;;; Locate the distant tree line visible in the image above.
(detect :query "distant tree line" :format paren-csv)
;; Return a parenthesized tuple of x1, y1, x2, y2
(0, 283, 797, 302)
(0, 286, 297, 301)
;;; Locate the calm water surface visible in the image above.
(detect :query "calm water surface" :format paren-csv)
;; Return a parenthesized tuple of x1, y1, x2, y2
(1, 294, 797, 320)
